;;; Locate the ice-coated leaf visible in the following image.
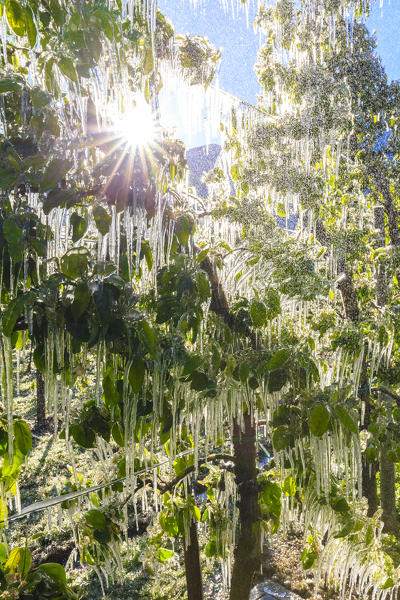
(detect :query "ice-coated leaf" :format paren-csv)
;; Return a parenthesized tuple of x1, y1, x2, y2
(309, 405, 330, 437)
(13, 420, 32, 455)
(250, 299, 267, 328)
(157, 548, 174, 563)
(92, 204, 112, 236)
(267, 348, 290, 370)
(6, 0, 26, 37)
(335, 405, 358, 434)
(40, 159, 72, 192)
(36, 563, 67, 587)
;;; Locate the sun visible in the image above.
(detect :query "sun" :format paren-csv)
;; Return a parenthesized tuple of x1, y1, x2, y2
(114, 100, 156, 148)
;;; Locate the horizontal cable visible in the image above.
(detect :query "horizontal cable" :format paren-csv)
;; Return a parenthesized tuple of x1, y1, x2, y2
(3, 448, 195, 526)
(4, 437, 270, 527)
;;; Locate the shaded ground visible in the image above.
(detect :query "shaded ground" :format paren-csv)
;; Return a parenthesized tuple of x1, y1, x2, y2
(261, 531, 359, 600)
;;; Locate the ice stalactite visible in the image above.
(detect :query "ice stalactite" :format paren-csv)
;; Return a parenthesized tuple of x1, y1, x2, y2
(303, 483, 399, 600)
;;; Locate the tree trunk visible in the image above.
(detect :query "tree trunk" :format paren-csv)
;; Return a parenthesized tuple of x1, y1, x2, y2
(183, 520, 203, 600)
(373, 206, 398, 533)
(36, 370, 46, 429)
(359, 356, 378, 516)
(198, 254, 260, 599)
(380, 441, 398, 534)
(230, 414, 260, 600)
(362, 460, 378, 517)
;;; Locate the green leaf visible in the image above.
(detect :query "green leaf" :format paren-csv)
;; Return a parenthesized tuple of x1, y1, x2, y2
(335, 405, 358, 434)
(112, 423, 124, 447)
(69, 423, 95, 448)
(60, 249, 88, 279)
(239, 363, 250, 382)
(190, 370, 209, 391)
(204, 540, 217, 558)
(30, 87, 51, 109)
(141, 240, 153, 271)
(17, 547, 31, 577)
(157, 548, 174, 563)
(144, 45, 154, 75)
(277, 202, 286, 217)
(49, 0, 65, 26)
(260, 481, 281, 511)
(40, 159, 73, 192)
(1, 296, 26, 337)
(241, 181, 249, 196)
(265, 288, 281, 320)
(13, 420, 32, 455)
(58, 57, 78, 83)
(85, 509, 106, 529)
(129, 356, 145, 393)
(0, 78, 21, 93)
(248, 376, 259, 389)
(259, 480, 281, 532)
(176, 214, 194, 246)
(92, 205, 112, 236)
(267, 368, 287, 392)
(301, 548, 318, 570)
(0, 543, 7, 563)
(102, 375, 119, 408)
(6, 0, 26, 37)
(182, 354, 203, 376)
(272, 425, 291, 451)
(33, 344, 45, 371)
(365, 524, 374, 546)
(139, 320, 155, 356)
(382, 578, 395, 590)
(71, 282, 91, 320)
(3, 217, 23, 246)
(250, 299, 267, 328)
(36, 563, 67, 587)
(309, 405, 330, 437)
(333, 517, 354, 538)
(91, 7, 114, 41)
(267, 348, 290, 370)
(5, 547, 23, 572)
(159, 512, 178, 537)
(197, 248, 209, 263)
(282, 475, 296, 497)
(196, 272, 211, 301)
(42, 188, 77, 215)
(331, 496, 349, 513)
(24, 6, 37, 48)
(70, 213, 88, 243)
(230, 163, 240, 181)
(173, 456, 187, 476)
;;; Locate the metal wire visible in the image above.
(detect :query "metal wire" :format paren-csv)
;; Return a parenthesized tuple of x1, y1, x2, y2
(2, 448, 195, 526)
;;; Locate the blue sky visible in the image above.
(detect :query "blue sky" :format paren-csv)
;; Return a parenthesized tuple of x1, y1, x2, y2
(367, 2, 400, 83)
(159, 0, 400, 103)
(158, 0, 400, 144)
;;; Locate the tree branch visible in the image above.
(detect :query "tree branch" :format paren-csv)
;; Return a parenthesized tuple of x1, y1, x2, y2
(157, 455, 236, 494)
(158, 466, 195, 494)
(206, 453, 235, 463)
(371, 386, 400, 404)
(198, 249, 259, 349)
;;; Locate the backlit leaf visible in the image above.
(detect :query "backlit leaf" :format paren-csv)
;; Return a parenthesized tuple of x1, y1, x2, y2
(14, 420, 32, 455)
(6, 0, 26, 37)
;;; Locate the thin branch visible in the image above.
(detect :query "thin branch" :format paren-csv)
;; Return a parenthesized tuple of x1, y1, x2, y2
(206, 453, 235, 463)
(371, 386, 400, 404)
(158, 466, 195, 494)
